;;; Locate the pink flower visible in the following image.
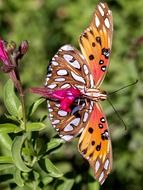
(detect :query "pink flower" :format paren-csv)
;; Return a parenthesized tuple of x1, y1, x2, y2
(0, 40, 9, 63)
(30, 87, 81, 112)
(0, 38, 19, 90)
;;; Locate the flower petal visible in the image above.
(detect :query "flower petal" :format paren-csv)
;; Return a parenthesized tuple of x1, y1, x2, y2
(0, 40, 9, 64)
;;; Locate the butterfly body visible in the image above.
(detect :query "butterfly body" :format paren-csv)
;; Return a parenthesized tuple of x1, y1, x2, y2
(80, 87, 107, 101)
(45, 2, 113, 184)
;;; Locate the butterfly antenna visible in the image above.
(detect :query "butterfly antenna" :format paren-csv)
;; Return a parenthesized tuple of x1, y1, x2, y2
(108, 80, 138, 96)
(107, 97, 127, 130)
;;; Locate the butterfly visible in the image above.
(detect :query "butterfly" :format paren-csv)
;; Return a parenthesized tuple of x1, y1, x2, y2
(45, 2, 113, 184)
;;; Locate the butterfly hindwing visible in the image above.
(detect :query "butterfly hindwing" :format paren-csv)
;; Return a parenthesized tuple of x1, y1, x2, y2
(79, 2, 113, 87)
(78, 102, 112, 184)
(47, 98, 94, 141)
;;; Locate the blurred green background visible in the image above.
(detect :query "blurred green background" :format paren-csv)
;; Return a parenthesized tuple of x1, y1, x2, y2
(0, 0, 143, 189)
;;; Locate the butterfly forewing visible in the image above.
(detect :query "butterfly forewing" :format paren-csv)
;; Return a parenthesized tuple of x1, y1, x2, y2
(79, 2, 113, 87)
(78, 102, 112, 184)
(45, 45, 94, 90)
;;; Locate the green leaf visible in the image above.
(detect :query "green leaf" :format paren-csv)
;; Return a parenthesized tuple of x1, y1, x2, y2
(0, 123, 22, 133)
(45, 158, 63, 178)
(13, 167, 24, 187)
(47, 138, 64, 151)
(5, 114, 19, 122)
(57, 179, 74, 190)
(88, 181, 100, 190)
(26, 122, 46, 132)
(0, 156, 13, 164)
(3, 79, 22, 118)
(28, 98, 45, 117)
(11, 134, 31, 172)
(42, 176, 53, 185)
(0, 133, 12, 151)
(0, 164, 14, 171)
(15, 185, 32, 190)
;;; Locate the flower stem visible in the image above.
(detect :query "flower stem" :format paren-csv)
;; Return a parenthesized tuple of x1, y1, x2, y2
(13, 55, 27, 131)
(20, 91, 27, 131)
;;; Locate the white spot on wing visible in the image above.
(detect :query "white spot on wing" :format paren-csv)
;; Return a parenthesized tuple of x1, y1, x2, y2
(63, 54, 81, 69)
(89, 101, 94, 112)
(49, 113, 53, 119)
(57, 69, 68, 76)
(61, 45, 74, 51)
(47, 84, 57, 89)
(64, 124, 73, 132)
(95, 16, 100, 27)
(75, 85, 83, 90)
(100, 3, 105, 8)
(71, 118, 80, 126)
(58, 110, 68, 116)
(71, 60, 80, 69)
(108, 10, 112, 15)
(79, 53, 85, 60)
(98, 5, 104, 16)
(48, 108, 53, 112)
(56, 128, 59, 131)
(78, 127, 84, 134)
(90, 101, 94, 108)
(105, 17, 110, 28)
(47, 102, 51, 108)
(47, 73, 52, 77)
(52, 120, 60, 124)
(45, 78, 49, 84)
(89, 74, 94, 88)
(52, 61, 59, 66)
(55, 103, 60, 107)
(99, 172, 104, 183)
(62, 135, 73, 141)
(63, 54, 73, 61)
(95, 160, 100, 172)
(83, 112, 89, 122)
(83, 64, 89, 75)
(104, 159, 109, 170)
(61, 83, 70, 89)
(55, 78, 65, 82)
(71, 71, 85, 84)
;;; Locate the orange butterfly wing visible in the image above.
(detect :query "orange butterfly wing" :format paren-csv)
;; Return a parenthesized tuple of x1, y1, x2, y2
(78, 102, 112, 184)
(79, 2, 113, 87)
(78, 3, 113, 184)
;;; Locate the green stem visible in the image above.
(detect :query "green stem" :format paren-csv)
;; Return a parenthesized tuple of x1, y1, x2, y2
(12, 54, 27, 131)
(20, 92, 27, 131)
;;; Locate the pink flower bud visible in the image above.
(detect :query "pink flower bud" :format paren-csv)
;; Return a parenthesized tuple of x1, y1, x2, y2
(19, 40, 29, 55)
(6, 41, 17, 54)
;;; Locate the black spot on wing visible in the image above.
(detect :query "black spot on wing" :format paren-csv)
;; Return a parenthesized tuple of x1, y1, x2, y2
(89, 54, 94, 60)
